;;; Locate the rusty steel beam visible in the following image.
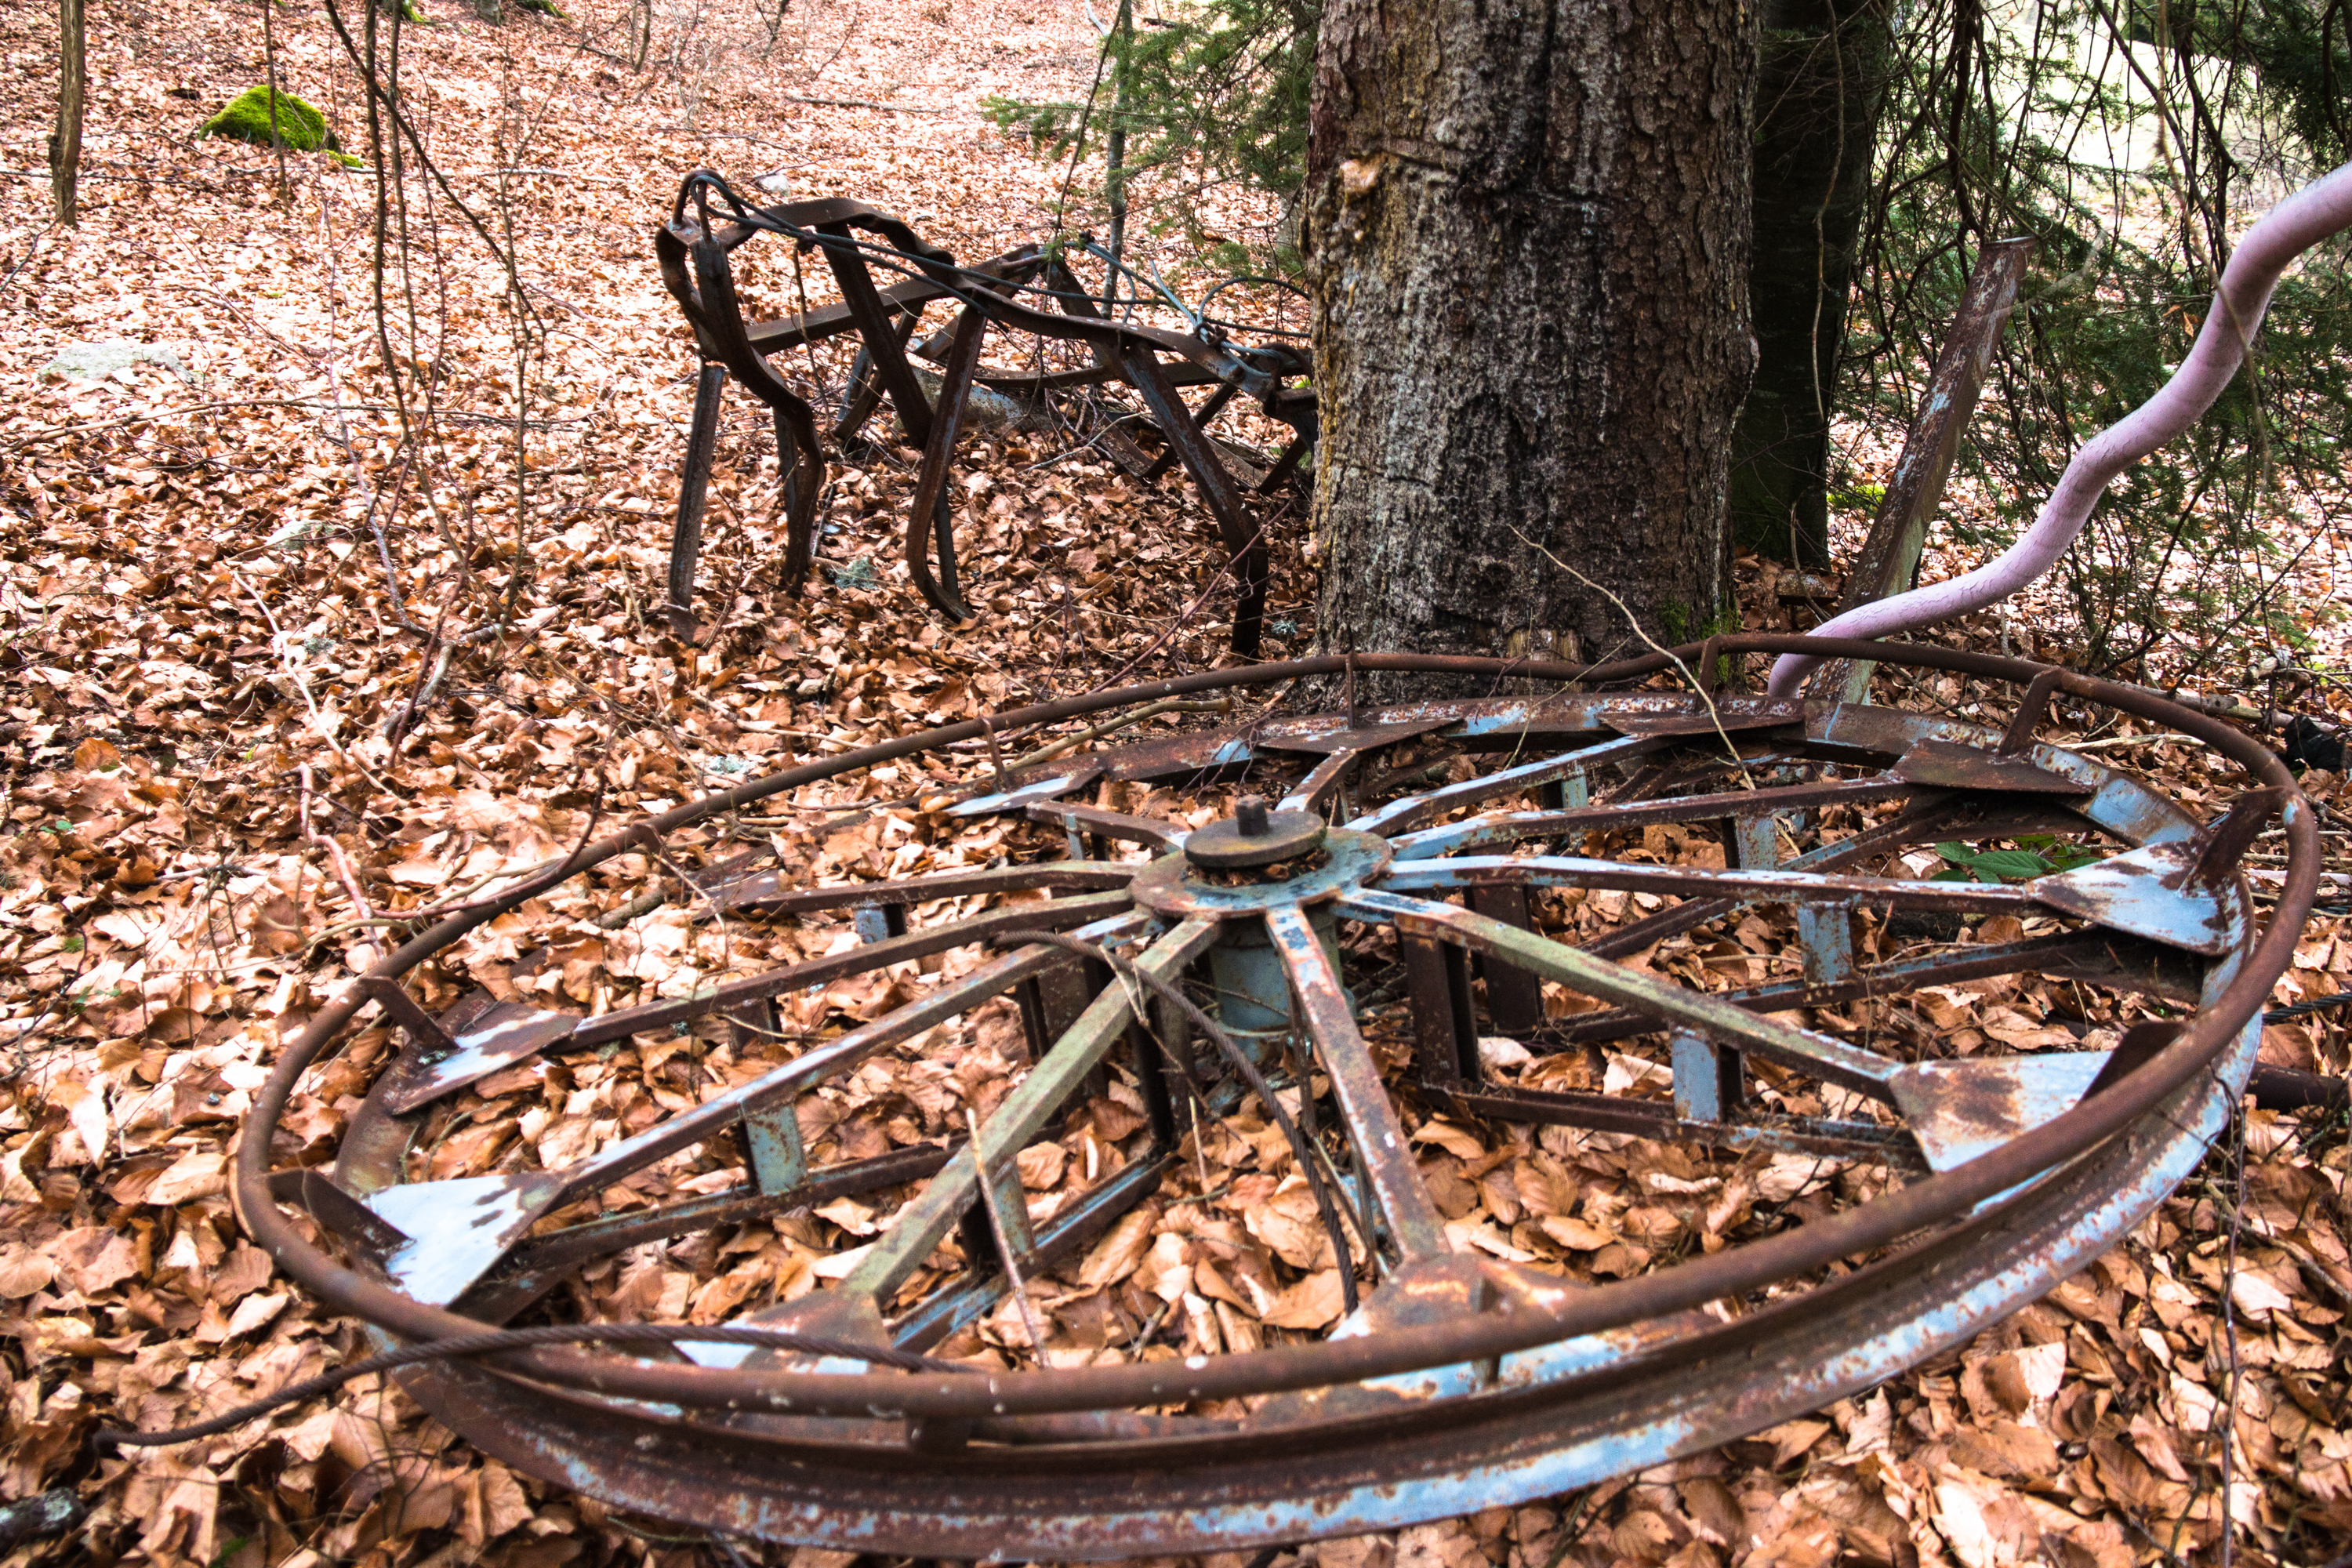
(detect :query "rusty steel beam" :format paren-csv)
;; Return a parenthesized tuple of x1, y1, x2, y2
(652, 173, 1312, 652)
(1809, 238, 2034, 703)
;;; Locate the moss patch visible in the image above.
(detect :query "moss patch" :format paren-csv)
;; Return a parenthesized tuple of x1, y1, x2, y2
(200, 85, 338, 152)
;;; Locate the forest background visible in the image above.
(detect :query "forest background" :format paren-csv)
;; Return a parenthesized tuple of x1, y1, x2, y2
(4, 0, 2352, 1563)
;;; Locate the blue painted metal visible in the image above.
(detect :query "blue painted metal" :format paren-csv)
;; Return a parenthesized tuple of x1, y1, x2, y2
(946, 768, 1098, 816)
(1889, 1052, 2111, 1173)
(853, 903, 906, 944)
(1797, 903, 1857, 986)
(2031, 841, 2234, 954)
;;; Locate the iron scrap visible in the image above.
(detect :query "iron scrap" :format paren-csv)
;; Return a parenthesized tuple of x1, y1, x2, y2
(233, 634, 2316, 1558)
(655, 171, 1313, 654)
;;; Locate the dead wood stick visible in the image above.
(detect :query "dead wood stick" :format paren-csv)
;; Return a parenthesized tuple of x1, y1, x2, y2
(777, 94, 942, 113)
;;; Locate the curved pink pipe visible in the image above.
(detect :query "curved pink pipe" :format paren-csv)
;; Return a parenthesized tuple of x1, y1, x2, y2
(1767, 160, 2352, 699)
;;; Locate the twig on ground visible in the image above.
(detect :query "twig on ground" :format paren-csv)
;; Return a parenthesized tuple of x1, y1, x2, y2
(1511, 525, 1753, 782)
(299, 764, 380, 967)
(777, 93, 942, 112)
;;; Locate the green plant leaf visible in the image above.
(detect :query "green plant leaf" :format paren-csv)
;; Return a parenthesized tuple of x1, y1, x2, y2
(1965, 849, 2055, 883)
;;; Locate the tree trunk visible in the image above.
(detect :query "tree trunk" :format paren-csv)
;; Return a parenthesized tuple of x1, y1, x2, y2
(1303, 0, 1757, 692)
(1727, 0, 1892, 568)
(50, 0, 86, 226)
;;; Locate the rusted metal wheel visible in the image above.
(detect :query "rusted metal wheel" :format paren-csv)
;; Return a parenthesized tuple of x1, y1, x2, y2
(241, 637, 2315, 1559)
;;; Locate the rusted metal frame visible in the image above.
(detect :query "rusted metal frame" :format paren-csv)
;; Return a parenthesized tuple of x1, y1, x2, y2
(888, 1152, 1179, 1352)
(1541, 927, 2204, 1052)
(850, 900, 910, 945)
(1138, 380, 1240, 482)
(706, 859, 1134, 919)
(359, 910, 1150, 1308)
(375, 1004, 578, 1117)
(746, 247, 1049, 358)
(1279, 747, 1364, 816)
(1358, 733, 1671, 837)
(654, 223, 829, 625)
(2189, 785, 2288, 886)
(1012, 948, 1104, 1062)
(833, 307, 924, 445)
(375, 890, 1134, 1115)
(1807, 238, 2034, 703)
(1342, 889, 1901, 1097)
(905, 303, 991, 619)
(450, 1140, 964, 1323)
(358, 973, 459, 1057)
(964, 1106, 1044, 1342)
(1119, 338, 1272, 659)
(234, 637, 2314, 1429)
(1466, 884, 1544, 1035)
(820, 221, 940, 449)
(1887, 736, 2095, 795)
(353, 1069, 2230, 1552)
(837, 918, 1219, 1301)
(1670, 1029, 1744, 1123)
(1586, 748, 1812, 812)
(1380, 853, 2044, 917)
(571, 892, 1131, 1049)
(753, 271, 950, 357)
(1268, 904, 1450, 1264)
(1400, 934, 1478, 1085)
(1386, 775, 1918, 859)
(694, 191, 963, 261)
(1998, 667, 2067, 755)
(1025, 800, 1189, 852)
(1798, 902, 1858, 985)
(666, 362, 728, 635)
(1255, 391, 1319, 496)
(1127, 984, 1181, 1150)
(1573, 791, 2084, 959)
(1436, 1084, 1922, 1168)
(745, 1095, 808, 1192)
(684, 231, 828, 599)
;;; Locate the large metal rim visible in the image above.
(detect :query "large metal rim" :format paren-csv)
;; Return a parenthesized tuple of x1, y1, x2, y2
(234, 637, 2317, 1556)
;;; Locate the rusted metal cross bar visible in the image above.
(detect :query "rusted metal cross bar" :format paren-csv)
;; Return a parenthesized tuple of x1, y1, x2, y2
(654, 172, 1315, 653)
(1806, 238, 2034, 702)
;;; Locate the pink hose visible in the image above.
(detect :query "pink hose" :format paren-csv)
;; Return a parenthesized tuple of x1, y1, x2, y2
(1766, 160, 2352, 699)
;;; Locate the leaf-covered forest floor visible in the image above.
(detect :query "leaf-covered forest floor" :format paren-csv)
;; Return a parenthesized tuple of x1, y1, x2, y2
(4, 0, 2352, 1564)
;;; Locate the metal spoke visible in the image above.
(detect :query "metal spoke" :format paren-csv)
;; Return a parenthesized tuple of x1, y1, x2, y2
(1266, 905, 1450, 1263)
(1339, 888, 1902, 1094)
(1387, 775, 1918, 859)
(1381, 854, 2044, 913)
(1279, 747, 1364, 815)
(706, 859, 1134, 917)
(1545, 927, 2201, 1051)
(1351, 733, 1667, 836)
(370, 887, 1136, 1114)
(1574, 792, 2096, 957)
(836, 917, 1220, 1302)
(1025, 800, 1191, 855)
(361, 909, 1148, 1305)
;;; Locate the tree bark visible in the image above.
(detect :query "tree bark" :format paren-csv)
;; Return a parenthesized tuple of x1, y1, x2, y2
(1303, 0, 1757, 693)
(1728, 0, 1893, 568)
(50, 0, 86, 226)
